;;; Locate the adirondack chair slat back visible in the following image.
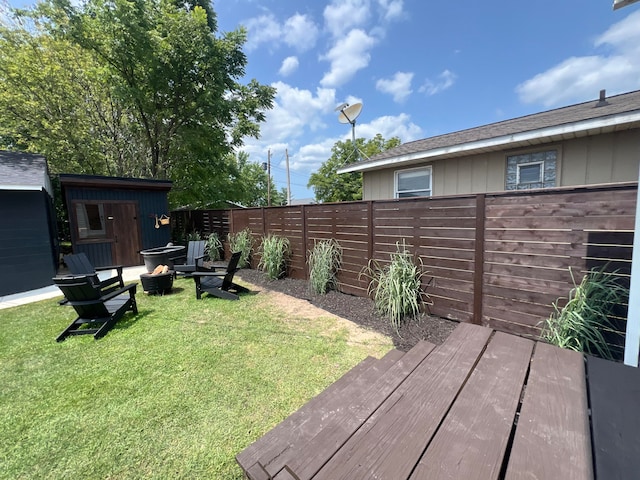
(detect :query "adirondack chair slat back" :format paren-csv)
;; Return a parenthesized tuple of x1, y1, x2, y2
(187, 241, 206, 265)
(63, 253, 101, 286)
(53, 276, 110, 318)
(64, 253, 96, 275)
(222, 252, 242, 290)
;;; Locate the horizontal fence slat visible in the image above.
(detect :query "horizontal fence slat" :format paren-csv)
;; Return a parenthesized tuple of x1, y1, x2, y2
(179, 183, 635, 343)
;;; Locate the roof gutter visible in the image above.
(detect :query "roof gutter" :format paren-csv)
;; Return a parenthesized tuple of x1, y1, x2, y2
(338, 110, 640, 174)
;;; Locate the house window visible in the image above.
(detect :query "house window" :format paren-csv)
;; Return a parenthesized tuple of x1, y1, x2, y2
(517, 162, 543, 184)
(506, 150, 557, 190)
(75, 202, 106, 239)
(395, 166, 432, 198)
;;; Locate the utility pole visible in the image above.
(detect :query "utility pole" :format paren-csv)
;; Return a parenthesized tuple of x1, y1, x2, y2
(267, 149, 271, 207)
(285, 149, 291, 205)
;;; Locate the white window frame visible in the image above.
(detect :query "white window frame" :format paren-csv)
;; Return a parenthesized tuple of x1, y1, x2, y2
(395, 166, 433, 198)
(516, 161, 544, 185)
(75, 202, 106, 239)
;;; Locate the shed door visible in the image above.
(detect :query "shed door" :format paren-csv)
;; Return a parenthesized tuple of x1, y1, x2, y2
(106, 202, 142, 266)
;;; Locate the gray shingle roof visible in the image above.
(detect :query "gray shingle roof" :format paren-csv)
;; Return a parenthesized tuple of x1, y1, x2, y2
(0, 150, 51, 194)
(351, 89, 640, 170)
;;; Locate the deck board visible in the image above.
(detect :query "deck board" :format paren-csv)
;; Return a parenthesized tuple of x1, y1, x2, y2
(587, 355, 640, 480)
(308, 323, 492, 480)
(409, 332, 534, 479)
(236, 355, 379, 475)
(271, 339, 437, 479)
(505, 342, 592, 480)
(237, 323, 611, 480)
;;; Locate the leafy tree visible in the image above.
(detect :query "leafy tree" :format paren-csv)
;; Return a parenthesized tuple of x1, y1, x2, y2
(308, 134, 401, 203)
(0, 27, 143, 176)
(0, 0, 275, 208)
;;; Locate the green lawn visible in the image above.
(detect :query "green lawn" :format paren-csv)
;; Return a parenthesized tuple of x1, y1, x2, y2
(0, 278, 392, 479)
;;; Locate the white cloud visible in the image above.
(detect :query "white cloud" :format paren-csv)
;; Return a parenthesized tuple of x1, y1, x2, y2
(357, 113, 423, 144)
(376, 71, 414, 103)
(377, 0, 404, 21)
(283, 14, 319, 52)
(290, 138, 337, 172)
(419, 70, 457, 96)
(320, 29, 378, 87)
(244, 12, 319, 53)
(244, 14, 282, 52)
(254, 82, 337, 146)
(323, 0, 371, 38)
(279, 56, 299, 76)
(516, 9, 640, 107)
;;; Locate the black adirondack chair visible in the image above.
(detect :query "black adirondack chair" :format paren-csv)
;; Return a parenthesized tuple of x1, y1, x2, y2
(173, 240, 208, 277)
(63, 253, 125, 295)
(52, 275, 138, 342)
(191, 251, 248, 300)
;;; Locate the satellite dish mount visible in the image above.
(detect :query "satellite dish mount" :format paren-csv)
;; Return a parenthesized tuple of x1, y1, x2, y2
(335, 102, 368, 163)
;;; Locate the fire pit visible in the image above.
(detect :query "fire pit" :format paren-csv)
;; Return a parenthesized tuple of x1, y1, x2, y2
(139, 245, 185, 273)
(140, 271, 174, 295)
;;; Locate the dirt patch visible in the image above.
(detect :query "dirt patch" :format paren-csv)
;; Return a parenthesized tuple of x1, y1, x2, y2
(236, 269, 458, 351)
(259, 290, 391, 348)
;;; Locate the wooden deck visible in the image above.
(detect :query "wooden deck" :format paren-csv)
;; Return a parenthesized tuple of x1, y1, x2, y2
(236, 323, 640, 480)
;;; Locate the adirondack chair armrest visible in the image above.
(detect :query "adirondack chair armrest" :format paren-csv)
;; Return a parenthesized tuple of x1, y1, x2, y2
(95, 264, 124, 274)
(174, 264, 197, 273)
(101, 282, 137, 302)
(99, 274, 125, 290)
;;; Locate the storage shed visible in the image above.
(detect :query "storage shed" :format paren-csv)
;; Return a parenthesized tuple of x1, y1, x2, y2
(60, 174, 172, 268)
(0, 151, 58, 296)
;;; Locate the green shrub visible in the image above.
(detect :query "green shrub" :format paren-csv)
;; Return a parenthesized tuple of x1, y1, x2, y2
(542, 266, 628, 360)
(258, 234, 291, 280)
(186, 231, 201, 242)
(308, 239, 342, 295)
(228, 228, 253, 268)
(204, 232, 223, 262)
(361, 240, 430, 331)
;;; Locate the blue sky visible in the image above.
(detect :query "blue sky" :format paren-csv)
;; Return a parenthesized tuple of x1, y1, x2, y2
(5, 0, 640, 200)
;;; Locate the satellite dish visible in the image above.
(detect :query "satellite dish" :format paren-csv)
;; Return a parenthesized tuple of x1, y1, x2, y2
(337, 103, 363, 125)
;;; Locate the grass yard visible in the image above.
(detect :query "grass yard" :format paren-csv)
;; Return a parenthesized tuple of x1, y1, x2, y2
(0, 278, 393, 479)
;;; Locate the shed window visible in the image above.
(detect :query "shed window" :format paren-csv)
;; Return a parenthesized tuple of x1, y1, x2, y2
(395, 167, 432, 198)
(75, 203, 106, 239)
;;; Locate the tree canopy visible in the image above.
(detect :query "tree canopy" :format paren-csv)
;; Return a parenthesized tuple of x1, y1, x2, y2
(0, 0, 275, 208)
(308, 134, 401, 203)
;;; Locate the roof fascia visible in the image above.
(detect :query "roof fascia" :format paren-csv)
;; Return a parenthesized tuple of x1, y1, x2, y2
(339, 110, 640, 174)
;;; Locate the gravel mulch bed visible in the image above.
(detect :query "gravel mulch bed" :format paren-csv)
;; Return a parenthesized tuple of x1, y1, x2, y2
(236, 269, 458, 351)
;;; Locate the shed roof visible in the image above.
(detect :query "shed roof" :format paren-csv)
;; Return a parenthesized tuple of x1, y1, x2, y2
(59, 174, 172, 191)
(0, 150, 52, 196)
(339, 89, 640, 174)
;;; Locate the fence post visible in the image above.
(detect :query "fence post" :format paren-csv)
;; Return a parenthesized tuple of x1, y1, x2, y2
(473, 194, 486, 325)
(302, 204, 308, 279)
(367, 201, 374, 262)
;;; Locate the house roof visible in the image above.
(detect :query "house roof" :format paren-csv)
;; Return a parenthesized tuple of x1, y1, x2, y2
(0, 150, 53, 196)
(339, 89, 640, 174)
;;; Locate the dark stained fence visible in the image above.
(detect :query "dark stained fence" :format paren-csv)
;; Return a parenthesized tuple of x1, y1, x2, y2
(305, 202, 372, 295)
(171, 209, 230, 241)
(218, 182, 636, 340)
(482, 186, 635, 349)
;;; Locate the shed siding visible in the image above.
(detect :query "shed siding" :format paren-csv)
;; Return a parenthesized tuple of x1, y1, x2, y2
(65, 184, 170, 268)
(0, 190, 57, 296)
(363, 129, 640, 200)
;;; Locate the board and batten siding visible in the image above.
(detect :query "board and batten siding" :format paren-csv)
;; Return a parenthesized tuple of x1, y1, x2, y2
(363, 129, 640, 200)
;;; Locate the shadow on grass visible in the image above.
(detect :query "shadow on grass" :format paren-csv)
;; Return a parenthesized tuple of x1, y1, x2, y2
(110, 309, 152, 332)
